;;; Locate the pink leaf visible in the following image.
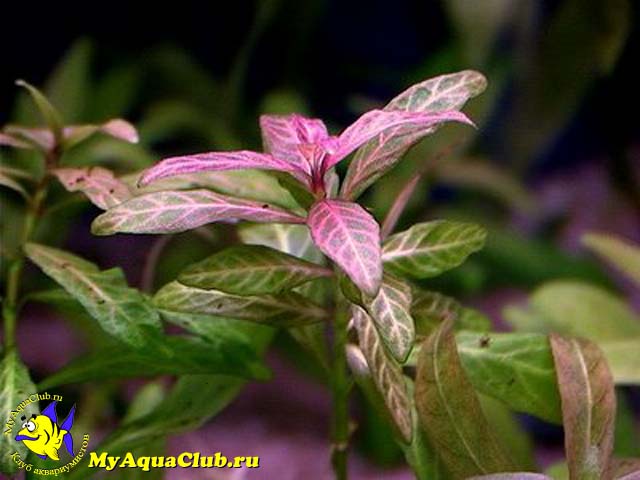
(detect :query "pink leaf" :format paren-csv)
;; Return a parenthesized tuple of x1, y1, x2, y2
(324, 109, 473, 171)
(260, 113, 329, 174)
(53, 167, 132, 210)
(0, 132, 31, 149)
(307, 199, 382, 296)
(92, 189, 306, 235)
(138, 150, 311, 188)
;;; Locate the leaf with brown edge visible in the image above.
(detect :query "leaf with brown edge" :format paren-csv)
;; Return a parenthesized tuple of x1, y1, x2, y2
(307, 199, 382, 296)
(414, 318, 514, 479)
(91, 189, 305, 235)
(550, 333, 616, 480)
(351, 305, 412, 442)
(54, 166, 132, 209)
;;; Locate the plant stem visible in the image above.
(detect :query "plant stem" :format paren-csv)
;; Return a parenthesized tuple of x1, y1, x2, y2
(331, 284, 351, 480)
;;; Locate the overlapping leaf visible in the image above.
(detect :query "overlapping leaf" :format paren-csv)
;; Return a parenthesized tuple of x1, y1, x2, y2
(383, 220, 486, 279)
(91, 189, 305, 235)
(414, 319, 514, 479)
(341, 70, 487, 199)
(54, 166, 132, 209)
(412, 289, 491, 336)
(179, 244, 331, 295)
(308, 199, 382, 296)
(154, 281, 327, 327)
(550, 334, 616, 480)
(583, 233, 640, 286)
(25, 243, 161, 347)
(351, 305, 412, 441)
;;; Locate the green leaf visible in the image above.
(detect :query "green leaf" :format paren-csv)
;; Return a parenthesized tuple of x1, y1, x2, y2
(179, 244, 331, 295)
(39, 334, 270, 388)
(15, 80, 64, 143)
(583, 233, 640, 287)
(25, 243, 162, 347)
(412, 289, 491, 336)
(414, 319, 514, 478)
(456, 331, 562, 424)
(153, 281, 327, 327)
(599, 340, 640, 385)
(238, 223, 324, 263)
(550, 333, 616, 480)
(0, 172, 29, 200)
(351, 305, 412, 441)
(0, 351, 38, 476)
(383, 220, 486, 279)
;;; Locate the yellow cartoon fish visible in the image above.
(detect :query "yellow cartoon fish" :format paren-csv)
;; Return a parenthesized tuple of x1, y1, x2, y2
(15, 401, 75, 461)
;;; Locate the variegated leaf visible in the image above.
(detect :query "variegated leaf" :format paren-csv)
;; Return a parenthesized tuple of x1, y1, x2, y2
(54, 166, 132, 209)
(324, 109, 473, 171)
(415, 319, 514, 478)
(91, 189, 305, 235)
(383, 220, 486, 279)
(239, 223, 324, 263)
(412, 289, 491, 336)
(179, 244, 331, 295)
(138, 150, 311, 188)
(308, 199, 382, 296)
(550, 334, 616, 480)
(341, 70, 487, 199)
(154, 281, 327, 327)
(352, 305, 412, 441)
(24, 243, 162, 347)
(366, 274, 415, 362)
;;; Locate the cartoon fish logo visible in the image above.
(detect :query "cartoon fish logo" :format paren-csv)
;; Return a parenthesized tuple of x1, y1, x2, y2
(15, 401, 75, 461)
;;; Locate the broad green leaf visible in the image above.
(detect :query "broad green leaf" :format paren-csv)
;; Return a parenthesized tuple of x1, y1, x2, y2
(0, 351, 38, 476)
(154, 281, 327, 327)
(308, 199, 382, 297)
(550, 334, 616, 480)
(614, 395, 640, 457)
(351, 306, 412, 441)
(414, 319, 514, 478)
(583, 233, 640, 287)
(92, 189, 305, 235)
(25, 243, 162, 347)
(341, 70, 487, 199)
(412, 289, 491, 336)
(15, 80, 64, 143)
(39, 334, 269, 388)
(238, 223, 324, 263)
(179, 244, 331, 295)
(53, 166, 132, 209)
(383, 220, 486, 279)
(456, 331, 562, 424)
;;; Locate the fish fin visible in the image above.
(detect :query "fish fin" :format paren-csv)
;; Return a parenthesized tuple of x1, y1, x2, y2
(63, 431, 75, 457)
(60, 404, 76, 431)
(41, 401, 58, 424)
(37, 454, 47, 460)
(45, 446, 60, 461)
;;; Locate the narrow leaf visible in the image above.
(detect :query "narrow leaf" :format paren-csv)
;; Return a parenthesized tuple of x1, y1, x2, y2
(352, 305, 412, 441)
(63, 118, 139, 148)
(550, 333, 616, 480)
(138, 150, 310, 187)
(341, 70, 487, 199)
(0, 132, 30, 149)
(179, 244, 331, 295)
(154, 281, 327, 327)
(414, 319, 514, 478)
(53, 166, 132, 209)
(383, 220, 486, 279)
(308, 199, 382, 296)
(0, 172, 29, 199)
(0, 351, 38, 476)
(583, 233, 640, 287)
(16, 80, 64, 142)
(91, 189, 305, 235)
(25, 243, 162, 347)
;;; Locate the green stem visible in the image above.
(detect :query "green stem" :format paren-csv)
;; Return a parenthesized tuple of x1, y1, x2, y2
(331, 284, 351, 480)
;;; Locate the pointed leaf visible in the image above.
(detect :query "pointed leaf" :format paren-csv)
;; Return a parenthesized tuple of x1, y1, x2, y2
(15, 80, 64, 143)
(325, 109, 473, 171)
(583, 233, 640, 287)
(412, 289, 491, 336)
(63, 118, 139, 148)
(550, 334, 616, 480)
(53, 166, 132, 209)
(25, 243, 162, 347)
(138, 150, 310, 187)
(91, 189, 305, 235)
(308, 199, 382, 296)
(0, 172, 29, 199)
(179, 244, 331, 295)
(383, 220, 486, 279)
(0, 351, 38, 476)
(414, 319, 515, 478)
(352, 305, 412, 441)
(154, 281, 327, 327)
(0, 132, 31, 149)
(341, 70, 487, 199)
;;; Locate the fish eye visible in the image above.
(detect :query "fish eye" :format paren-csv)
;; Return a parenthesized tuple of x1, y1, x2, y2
(26, 421, 36, 432)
